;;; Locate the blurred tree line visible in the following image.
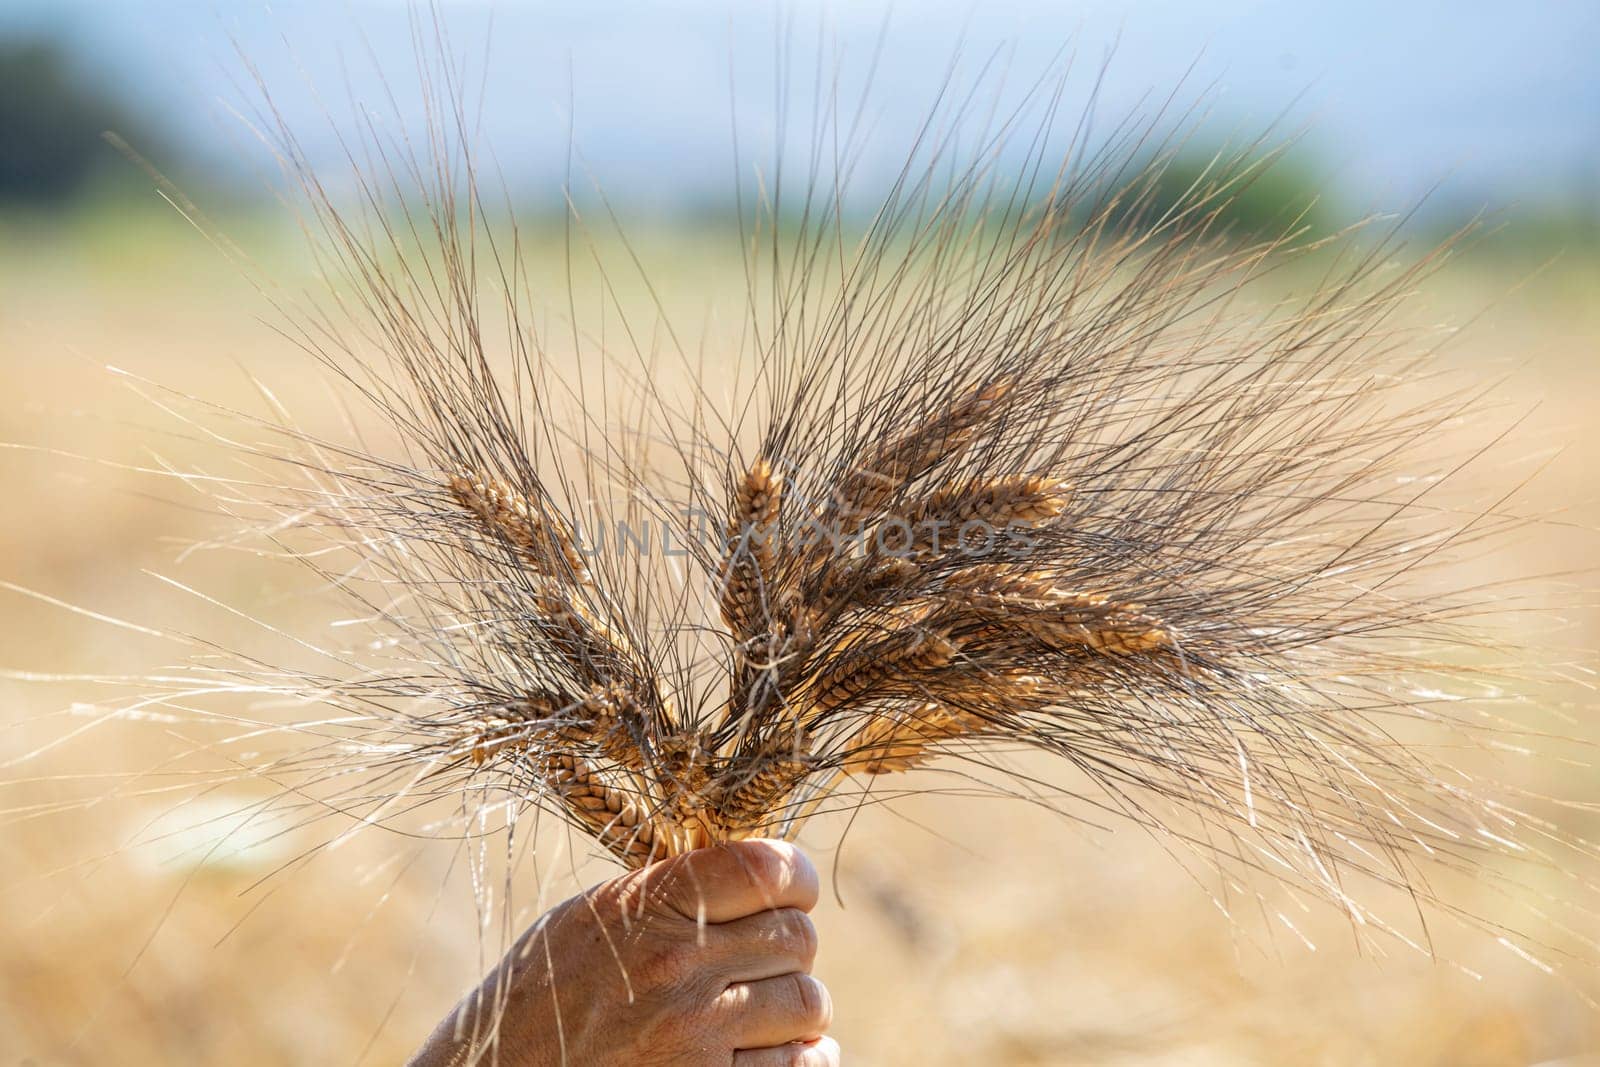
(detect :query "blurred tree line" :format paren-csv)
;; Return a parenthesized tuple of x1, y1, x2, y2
(0, 38, 168, 204)
(0, 32, 1587, 258)
(0, 31, 1341, 240)
(1100, 148, 1336, 244)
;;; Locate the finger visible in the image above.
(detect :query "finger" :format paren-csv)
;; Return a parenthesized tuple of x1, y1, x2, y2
(706, 907, 818, 982)
(719, 972, 832, 1049)
(733, 1036, 841, 1067)
(647, 839, 820, 923)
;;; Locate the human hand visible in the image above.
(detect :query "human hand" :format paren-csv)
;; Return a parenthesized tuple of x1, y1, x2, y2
(408, 839, 838, 1066)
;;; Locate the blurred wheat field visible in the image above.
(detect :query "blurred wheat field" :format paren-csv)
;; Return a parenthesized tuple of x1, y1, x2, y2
(2, 208, 1599, 1066)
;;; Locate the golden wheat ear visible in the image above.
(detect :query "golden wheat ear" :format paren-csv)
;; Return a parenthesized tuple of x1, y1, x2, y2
(828, 378, 1016, 525)
(802, 626, 962, 723)
(720, 458, 785, 639)
(935, 567, 1175, 656)
(834, 668, 1059, 776)
(448, 473, 590, 581)
(448, 692, 666, 865)
(893, 475, 1072, 556)
(445, 471, 706, 862)
(716, 754, 817, 837)
(446, 470, 643, 663)
(840, 701, 981, 775)
(541, 753, 667, 866)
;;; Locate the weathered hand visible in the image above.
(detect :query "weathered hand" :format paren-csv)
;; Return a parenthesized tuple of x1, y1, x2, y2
(409, 839, 838, 1066)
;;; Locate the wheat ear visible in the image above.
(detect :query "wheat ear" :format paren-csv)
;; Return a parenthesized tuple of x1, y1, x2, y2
(830, 379, 1014, 522)
(941, 568, 1174, 655)
(889, 475, 1072, 555)
(448, 471, 641, 674)
(448, 474, 589, 581)
(543, 753, 667, 866)
(840, 702, 982, 774)
(802, 627, 962, 721)
(720, 458, 785, 638)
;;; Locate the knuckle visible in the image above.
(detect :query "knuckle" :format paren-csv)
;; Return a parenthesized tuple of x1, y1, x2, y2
(623, 863, 680, 917)
(668, 870, 732, 920)
(661, 880, 704, 921)
(780, 909, 819, 963)
(790, 972, 832, 1030)
(736, 840, 791, 896)
(653, 857, 703, 913)
(658, 978, 734, 1056)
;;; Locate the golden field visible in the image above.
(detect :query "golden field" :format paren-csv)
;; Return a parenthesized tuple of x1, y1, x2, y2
(2, 204, 1599, 1065)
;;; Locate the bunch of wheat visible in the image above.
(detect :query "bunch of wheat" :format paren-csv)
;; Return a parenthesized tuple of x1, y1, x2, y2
(95, 34, 1590, 1002)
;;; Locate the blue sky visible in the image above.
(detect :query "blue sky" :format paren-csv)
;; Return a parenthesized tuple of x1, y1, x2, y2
(4, 1, 1597, 218)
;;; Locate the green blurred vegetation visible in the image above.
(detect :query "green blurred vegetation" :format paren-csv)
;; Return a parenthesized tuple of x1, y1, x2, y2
(1101, 147, 1338, 244)
(0, 38, 175, 204)
(1, 33, 1592, 276)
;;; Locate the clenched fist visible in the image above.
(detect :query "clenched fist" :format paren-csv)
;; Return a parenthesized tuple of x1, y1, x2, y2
(409, 840, 838, 1066)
